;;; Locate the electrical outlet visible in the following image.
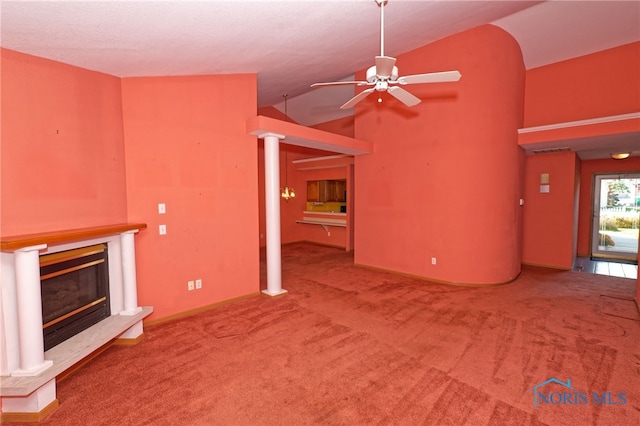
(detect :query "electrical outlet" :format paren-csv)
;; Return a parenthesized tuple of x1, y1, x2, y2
(159, 224, 167, 235)
(187, 280, 195, 291)
(158, 203, 166, 214)
(431, 257, 437, 265)
(195, 279, 202, 289)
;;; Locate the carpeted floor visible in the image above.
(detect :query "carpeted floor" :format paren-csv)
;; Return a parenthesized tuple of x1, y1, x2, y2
(10, 242, 640, 425)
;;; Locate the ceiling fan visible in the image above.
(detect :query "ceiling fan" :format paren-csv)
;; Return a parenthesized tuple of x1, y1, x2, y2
(311, 0, 461, 110)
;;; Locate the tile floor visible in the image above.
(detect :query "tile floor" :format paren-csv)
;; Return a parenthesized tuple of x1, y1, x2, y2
(573, 256, 638, 279)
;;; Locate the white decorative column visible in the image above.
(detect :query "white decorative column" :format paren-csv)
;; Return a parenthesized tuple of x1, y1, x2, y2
(119, 230, 142, 315)
(107, 238, 124, 314)
(12, 245, 53, 377)
(261, 133, 287, 296)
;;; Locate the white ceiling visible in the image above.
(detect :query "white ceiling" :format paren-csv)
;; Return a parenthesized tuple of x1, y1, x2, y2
(1, 0, 639, 158)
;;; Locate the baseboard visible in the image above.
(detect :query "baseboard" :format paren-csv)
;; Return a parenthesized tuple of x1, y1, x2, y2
(144, 292, 261, 328)
(521, 261, 572, 271)
(353, 263, 519, 287)
(285, 240, 346, 250)
(1, 399, 59, 423)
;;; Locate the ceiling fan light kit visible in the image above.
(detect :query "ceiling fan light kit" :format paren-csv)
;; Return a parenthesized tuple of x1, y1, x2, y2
(311, 0, 461, 109)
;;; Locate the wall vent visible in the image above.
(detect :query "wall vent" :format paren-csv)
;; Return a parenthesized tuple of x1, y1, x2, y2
(532, 147, 571, 154)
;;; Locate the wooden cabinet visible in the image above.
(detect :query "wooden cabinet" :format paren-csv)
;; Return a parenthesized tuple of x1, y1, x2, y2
(307, 180, 323, 202)
(307, 180, 346, 202)
(326, 180, 346, 202)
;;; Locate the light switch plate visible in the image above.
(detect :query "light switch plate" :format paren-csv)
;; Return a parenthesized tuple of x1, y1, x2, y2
(540, 173, 550, 185)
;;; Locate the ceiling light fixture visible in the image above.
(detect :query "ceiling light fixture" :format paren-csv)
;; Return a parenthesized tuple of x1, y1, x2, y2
(611, 152, 631, 160)
(281, 94, 295, 201)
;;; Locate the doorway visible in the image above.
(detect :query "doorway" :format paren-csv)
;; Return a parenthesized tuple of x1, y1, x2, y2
(591, 173, 640, 262)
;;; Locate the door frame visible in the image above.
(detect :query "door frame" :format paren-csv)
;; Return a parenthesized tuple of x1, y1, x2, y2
(591, 173, 640, 262)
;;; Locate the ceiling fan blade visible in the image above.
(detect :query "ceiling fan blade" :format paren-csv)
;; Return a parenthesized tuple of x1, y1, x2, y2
(311, 80, 369, 88)
(396, 70, 462, 85)
(375, 56, 396, 78)
(340, 88, 375, 109)
(387, 86, 421, 107)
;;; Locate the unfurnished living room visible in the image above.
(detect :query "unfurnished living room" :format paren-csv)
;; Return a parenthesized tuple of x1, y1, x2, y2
(1, 1, 639, 425)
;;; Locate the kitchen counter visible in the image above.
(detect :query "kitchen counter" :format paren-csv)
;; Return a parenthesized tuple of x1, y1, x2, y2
(303, 211, 346, 216)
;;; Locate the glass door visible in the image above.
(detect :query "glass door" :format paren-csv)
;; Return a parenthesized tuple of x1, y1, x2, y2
(591, 173, 640, 262)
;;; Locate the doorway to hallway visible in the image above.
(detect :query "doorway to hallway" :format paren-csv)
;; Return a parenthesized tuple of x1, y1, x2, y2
(591, 173, 640, 263)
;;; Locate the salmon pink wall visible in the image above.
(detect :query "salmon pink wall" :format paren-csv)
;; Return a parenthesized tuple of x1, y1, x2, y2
(121, 74, 259, 321)
(257, 106, 291, 123)
(257, 140, 266, 248)
(311, 116, 355, 138)
(279, 148, 309, 245)
(354, 25, 525, 285)
(522, 43, 639, 270)
(260, 146, 311, 248)
(1, 49, 128, 235)
(522, 152, 579, 269)
(577, 157, 640, 256)
(524, 42, 640, 127)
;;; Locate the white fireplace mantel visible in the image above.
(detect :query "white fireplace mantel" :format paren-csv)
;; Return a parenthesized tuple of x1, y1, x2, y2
(0, 223, 152, 421)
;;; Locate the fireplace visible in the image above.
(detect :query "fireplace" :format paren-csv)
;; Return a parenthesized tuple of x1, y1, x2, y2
(1, 223, 151, 421)
(40, 244, 111, 351)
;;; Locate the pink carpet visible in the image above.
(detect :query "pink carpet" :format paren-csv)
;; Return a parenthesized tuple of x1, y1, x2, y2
(7, 242, 639, 425)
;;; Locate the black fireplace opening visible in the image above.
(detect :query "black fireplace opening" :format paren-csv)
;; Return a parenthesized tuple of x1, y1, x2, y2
(40, 244, 110, 351)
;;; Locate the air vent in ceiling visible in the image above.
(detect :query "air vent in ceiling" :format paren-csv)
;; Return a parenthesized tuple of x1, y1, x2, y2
(532, 147, 571, 154)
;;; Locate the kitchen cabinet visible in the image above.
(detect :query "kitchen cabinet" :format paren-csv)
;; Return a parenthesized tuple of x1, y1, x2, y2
(307, 180, 346, 202)
(307, 180, 323, 202)
(326, 180, 346, 202)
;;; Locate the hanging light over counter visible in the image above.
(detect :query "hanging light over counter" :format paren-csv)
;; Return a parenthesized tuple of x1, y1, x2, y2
(281, 94, 295, 201)
(281, 185, 295, 200)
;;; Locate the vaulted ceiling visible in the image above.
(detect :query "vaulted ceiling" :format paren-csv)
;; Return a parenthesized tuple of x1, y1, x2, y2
(2, 0, 639, 158)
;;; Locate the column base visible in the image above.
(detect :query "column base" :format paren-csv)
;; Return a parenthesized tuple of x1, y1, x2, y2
(120, 306, 143, 316)
(116, 321, 143, 342)
(1, 379, 57, 419)
(262, 288, 288, 297)
(1, 399, 58, 423)
(10, 360, 53, 377)
(114, 333, 145, 346)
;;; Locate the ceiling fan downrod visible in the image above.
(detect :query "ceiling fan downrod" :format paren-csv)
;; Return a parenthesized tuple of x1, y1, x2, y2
(376, 0, 389, 57)
(310, 0, 460, 110)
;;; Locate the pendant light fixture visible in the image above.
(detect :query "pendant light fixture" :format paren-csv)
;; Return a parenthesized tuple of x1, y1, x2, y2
(281, 94, 296, 201)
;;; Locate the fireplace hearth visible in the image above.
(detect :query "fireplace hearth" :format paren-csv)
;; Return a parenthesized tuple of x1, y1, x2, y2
(40, 244, 111, 351)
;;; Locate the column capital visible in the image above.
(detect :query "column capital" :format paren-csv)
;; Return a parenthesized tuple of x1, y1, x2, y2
(256, 132, 285, 140)
(15, 244, 47, 253)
